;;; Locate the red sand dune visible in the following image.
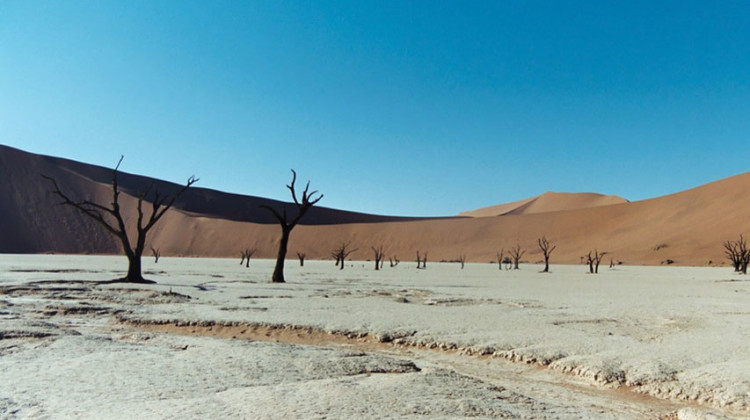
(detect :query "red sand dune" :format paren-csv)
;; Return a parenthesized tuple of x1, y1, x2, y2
(2, 144, 750, 266)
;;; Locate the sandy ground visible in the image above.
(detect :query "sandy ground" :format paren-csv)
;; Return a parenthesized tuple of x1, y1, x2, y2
(1, 255, 748, 419)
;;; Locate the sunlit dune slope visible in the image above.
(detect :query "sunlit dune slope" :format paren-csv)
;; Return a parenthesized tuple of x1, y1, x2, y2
(459, 192, 628, 217)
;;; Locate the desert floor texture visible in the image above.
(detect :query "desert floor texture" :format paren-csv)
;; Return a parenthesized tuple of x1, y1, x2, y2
(1, 255, 748, 419)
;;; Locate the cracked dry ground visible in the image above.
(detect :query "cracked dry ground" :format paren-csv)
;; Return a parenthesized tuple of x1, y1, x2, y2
(0, 280, 710, 420)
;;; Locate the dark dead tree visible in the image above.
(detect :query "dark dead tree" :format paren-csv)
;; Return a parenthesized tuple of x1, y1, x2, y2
(389, 256, 399, 267)
(724, 235, 750, 274)
(296, 252, 306, 267)
(151, 247, 160, 263)
(240, 248, 257, 268)
(42, 156, 197, 284)
(371, 245, 385, 271)
(333, 252, 341, 267)
(508, 245, 525, 270)
(537, 236, 556, 273)
(586, 249, 608, 274)
(496, 249, 505, 271)
(724, 237, 743, 272)
(458, 255, 466, 269)
(331, 240, 357, 270)
(416, 251, 428, 269)
(261, 170, 323, 283)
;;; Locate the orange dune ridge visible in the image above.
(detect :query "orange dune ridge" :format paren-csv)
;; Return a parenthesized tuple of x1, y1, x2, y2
(2, 144, 749, 266)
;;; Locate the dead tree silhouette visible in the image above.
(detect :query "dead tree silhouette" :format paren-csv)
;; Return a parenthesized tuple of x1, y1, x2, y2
(458, 255, 466, 269)
(151, 247, 160, 263)
(416, 251, 428, 269)
(296, 252, 306, 267)
(724, 235, 749, 274)
(261, 170, 322, 283)
(371, 245, 385, 271)
(389, 257, 399, 267)
(508, 245, 525, 270)
(331, 240, 357, 270)
(496, 249, 505, 271)
(586, 249, 608, 273)
(537, 236, 556, 273)
(42, 156, 197, 284)
(240, 248, 257, 268)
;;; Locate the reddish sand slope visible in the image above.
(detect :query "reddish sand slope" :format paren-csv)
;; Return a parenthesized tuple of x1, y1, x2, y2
(2, 144, 750, 266)
(459, 192, 628, 217)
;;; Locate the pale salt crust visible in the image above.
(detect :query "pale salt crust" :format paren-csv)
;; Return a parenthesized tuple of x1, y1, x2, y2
(1, 255, 747, 419)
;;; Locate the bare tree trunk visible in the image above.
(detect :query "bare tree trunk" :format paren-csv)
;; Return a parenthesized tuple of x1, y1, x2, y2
(586, 249, 607, 274)
(297, 252, 306, 267)
(272, 228, 291, 283)
(125, 248, 147, 283)
(372, 246, 385, 271)
(537, 236, 556, 273)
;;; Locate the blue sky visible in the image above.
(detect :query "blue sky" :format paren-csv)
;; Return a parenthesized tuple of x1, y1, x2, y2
(1, 1, 749, 216)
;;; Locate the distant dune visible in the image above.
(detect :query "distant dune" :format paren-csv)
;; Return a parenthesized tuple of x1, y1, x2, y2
(2, 144, 750, 266)
(459, 192, 628, 217)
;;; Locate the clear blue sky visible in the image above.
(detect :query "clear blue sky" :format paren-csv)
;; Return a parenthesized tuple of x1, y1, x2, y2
(1, 1, 749, 216)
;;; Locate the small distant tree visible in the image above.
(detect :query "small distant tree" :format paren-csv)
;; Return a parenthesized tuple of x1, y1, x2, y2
(496, 249, 505, 270)
(389, 256, 399, 267)
(585, 249, 608, 274)
(371, 245, 385, 271)
(43, 156, 198, 284)
(296, 252, 306, 267)
(724, 235, 750, 274)
(458, 255, 466, 269)
(261, 170, 323, 283)
(331, 240, 357, 271)
(240, 248, 257, 268)
(537, 236, 556, 273)
(151, 247, 160, 264)
(416, 251, 428, 269)
(508, 245, 525, 270)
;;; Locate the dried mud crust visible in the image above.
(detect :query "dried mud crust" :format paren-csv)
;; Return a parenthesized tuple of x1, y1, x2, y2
(1, 279, 745, 419)
(0, 281, 192, 356)
(309, 286, 542, 308)
(119, 316, 748, 418)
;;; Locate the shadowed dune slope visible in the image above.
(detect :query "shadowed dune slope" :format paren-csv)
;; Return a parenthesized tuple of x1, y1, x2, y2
(2, 144, 750, 266)
(0, 145, 442, 253)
